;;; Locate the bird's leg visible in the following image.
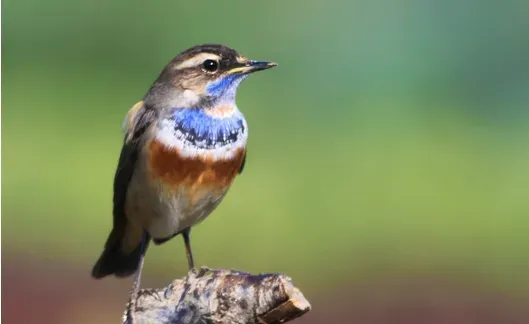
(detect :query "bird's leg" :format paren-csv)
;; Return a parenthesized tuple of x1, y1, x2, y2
(131, 255, 145, 294)
(125, 234, 147, 323)
(130, 235, 148, 296)
(182, 228, 195, 271)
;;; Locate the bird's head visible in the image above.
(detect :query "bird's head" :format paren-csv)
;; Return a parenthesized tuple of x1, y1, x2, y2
(144, 44, 277, 109)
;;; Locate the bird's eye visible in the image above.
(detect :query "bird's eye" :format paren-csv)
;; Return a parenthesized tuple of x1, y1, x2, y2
(202, 59, 219, 73)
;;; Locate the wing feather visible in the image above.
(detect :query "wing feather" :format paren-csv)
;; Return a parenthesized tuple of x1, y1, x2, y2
(112, 101, 155, 231)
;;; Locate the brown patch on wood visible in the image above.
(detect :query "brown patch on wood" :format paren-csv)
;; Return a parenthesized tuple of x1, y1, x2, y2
(148, 140, 245, 200)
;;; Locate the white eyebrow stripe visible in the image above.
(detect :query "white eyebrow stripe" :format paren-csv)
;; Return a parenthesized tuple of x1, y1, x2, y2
(174, 53, 221, 70)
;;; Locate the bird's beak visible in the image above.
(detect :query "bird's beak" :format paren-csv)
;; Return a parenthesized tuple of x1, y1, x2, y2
(227, 60, 278, 75)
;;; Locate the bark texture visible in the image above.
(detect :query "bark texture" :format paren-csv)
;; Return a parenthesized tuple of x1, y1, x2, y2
(123, 267, 311, 324)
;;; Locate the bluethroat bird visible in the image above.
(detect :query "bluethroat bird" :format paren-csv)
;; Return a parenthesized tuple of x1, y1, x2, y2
(91, 44, 277, 280)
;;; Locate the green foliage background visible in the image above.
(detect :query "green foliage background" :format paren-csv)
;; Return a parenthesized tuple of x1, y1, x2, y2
(3, 0, 529, 296)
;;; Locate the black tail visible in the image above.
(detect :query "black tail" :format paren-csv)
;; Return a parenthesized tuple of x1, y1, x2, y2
(91, 227, 150, 279)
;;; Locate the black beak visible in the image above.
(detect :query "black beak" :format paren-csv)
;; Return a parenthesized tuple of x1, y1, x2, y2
(228, 60, 278, 74)
(246, 60, 278, 72)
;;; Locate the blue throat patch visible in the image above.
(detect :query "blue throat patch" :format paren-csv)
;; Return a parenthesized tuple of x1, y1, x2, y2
(169, 108, 245, 149)
(163, 73, 248, 149)
(205, 74, 248, 102)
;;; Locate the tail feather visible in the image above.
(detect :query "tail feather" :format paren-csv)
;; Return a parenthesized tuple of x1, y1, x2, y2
(91, 227, 150, 279)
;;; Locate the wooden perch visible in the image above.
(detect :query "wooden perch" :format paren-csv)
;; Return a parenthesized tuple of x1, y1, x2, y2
(122, 267, 311, 324)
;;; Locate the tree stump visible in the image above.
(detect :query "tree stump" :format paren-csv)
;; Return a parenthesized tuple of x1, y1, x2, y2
(123, 267, 311, 324)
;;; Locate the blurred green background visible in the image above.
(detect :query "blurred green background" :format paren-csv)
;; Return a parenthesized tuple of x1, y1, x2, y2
(2, 0, 529, 323)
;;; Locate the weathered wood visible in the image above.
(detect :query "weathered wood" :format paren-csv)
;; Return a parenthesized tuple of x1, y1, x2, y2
(123, 267, 311, 324)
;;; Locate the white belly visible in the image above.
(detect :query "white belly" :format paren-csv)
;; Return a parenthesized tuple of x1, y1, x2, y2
(146, 188, 228, 239)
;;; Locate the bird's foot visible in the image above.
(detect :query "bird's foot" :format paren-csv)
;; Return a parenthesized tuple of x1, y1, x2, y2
(191, 266, 215, 278)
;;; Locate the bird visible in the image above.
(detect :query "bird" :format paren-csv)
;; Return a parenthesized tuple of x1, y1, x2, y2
(91, 44, 277, 281)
